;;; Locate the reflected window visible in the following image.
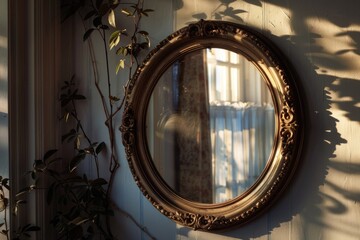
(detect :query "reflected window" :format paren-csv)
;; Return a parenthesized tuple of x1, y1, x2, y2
(147, 48, 275, 204)
(206, 49, 274, 203)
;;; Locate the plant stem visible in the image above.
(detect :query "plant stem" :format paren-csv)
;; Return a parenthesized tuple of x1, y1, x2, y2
(71, 98, 101, 178)
(111, 202, 156, 240)
(75, 1, 152, 237)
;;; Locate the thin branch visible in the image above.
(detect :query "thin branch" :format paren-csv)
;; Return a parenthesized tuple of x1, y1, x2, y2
(111, 201, 157, 240)
(79, 12, 110, 119)
(70, 98, 101, 178)
(73, 1, 153, 238)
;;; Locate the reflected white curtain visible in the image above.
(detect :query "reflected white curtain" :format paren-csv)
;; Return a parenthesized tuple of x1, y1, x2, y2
(206, 49, 275, 203)
(210, 103, 274, 203)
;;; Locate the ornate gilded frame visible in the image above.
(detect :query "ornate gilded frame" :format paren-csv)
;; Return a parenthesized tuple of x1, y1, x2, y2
(120, 20, 303, 231)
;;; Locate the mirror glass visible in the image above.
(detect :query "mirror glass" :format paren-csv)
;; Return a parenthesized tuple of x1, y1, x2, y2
(146, 48, 275, 204)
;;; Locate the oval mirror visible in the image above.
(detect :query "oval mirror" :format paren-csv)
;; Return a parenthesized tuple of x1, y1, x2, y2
(121, 20, 303, 231)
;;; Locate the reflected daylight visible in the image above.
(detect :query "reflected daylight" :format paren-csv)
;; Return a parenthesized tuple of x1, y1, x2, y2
(146, 48, 275, 204)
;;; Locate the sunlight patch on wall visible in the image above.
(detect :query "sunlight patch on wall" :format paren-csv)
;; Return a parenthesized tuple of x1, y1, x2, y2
(175, 0, 294, 34)
(0, 36, 6, 49)
(0, 63, 8, 114)
(176, 224, 238, 240)
(305, 17, 360, 79)
(0, 120, 8, 145)
(261, 2, 293, 36)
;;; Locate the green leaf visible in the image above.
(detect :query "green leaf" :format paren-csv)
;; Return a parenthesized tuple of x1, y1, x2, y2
(140, 11, 149, 17)
(33, 160, 46, 172)
(121, 8, 132, 16)
(143, 9, 154, 14)
(100, 25, 109, 30)
(91, 178, 107, 186)
(64, 176, 83, 184)
(43, 149, 58, 161)
(60, 98, 71, 107)
(93, 16, 102, 28)
(69, 216, 90, 226)
(83, 146, 94, 154)
(140, 41, 150, 49)
(138, 30, 149, 36)
(69, 153, 86, 172)
(109, 30, 121, 50)
(83, 10, 96, 20)
(21, 224, 31, 231)
(116, 59, 125, 74)
(74, 135, 81, 149)
(109, 95, 120, 103)
(31, 170, 36, 180)
(110, 1, 119, 9)
(64, 112, 70, 122)
(15, 199, 27, 205)
(66, 206, 80, 220)
(73, 94, 86, 100)
(108, 9, 116, 28)
(83, 28, 95, 41)
(71, 89, 86, 100)
(62, 129, 76, 143)
(25, 225, 40, 232)
(116, 46, 128, 56)
(16, 185, 36, 197)
(1, 178, 9, 189)
(46, 169, 60, 178)
(141, 9, 154, 17)
(46, 157, 62, 166)
(96, 142, 106, 154)
(47, 182, 56, 205)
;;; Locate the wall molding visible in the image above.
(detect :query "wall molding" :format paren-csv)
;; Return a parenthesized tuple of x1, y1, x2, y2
(8, 0, 60, 238)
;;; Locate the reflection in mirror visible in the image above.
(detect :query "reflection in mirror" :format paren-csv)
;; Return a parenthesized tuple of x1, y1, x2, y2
(146, 48, 274, 204)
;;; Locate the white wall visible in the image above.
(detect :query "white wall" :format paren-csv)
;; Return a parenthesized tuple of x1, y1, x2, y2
(65, 0, 360, 239)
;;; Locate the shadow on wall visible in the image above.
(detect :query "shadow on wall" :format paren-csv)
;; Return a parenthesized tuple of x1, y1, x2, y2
(178, 0, 248, 24)
(173, 0, 360, 239)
